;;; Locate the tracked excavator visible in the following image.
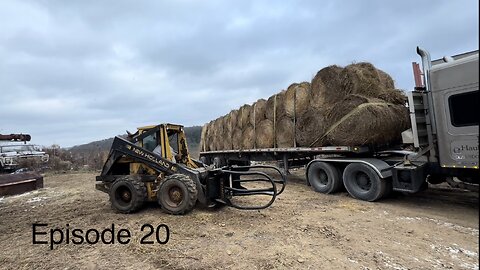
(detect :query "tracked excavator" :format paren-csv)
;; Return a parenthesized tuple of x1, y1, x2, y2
(96, 124, 286, 215)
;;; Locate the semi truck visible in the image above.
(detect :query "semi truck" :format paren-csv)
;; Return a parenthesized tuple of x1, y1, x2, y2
(199, 47, 479, 201)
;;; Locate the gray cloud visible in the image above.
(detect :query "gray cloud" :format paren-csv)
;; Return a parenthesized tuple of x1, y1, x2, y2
(0, 0, 478, 147)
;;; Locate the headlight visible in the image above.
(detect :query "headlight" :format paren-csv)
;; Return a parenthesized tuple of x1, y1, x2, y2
(4, 157, 14, 165)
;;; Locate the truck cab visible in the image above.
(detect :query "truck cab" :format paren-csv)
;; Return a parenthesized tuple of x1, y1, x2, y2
(306, 47, 478, 201)
(405, 47, 479, 185)
(429, 52, 478, 170)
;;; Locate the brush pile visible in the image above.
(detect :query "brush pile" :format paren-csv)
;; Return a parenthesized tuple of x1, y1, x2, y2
(201, 62, 409, 151)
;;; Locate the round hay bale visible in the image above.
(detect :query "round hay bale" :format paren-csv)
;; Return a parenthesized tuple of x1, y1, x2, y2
(311, 65, 345, 107)
(378, 69, 395, 89)
(200, 124, 208, 151)
(325, 103, 410, 146)
(212, 117, 224, 139)
(238, 104, 252, 129)
(378, 88, 407, 105)
(221, 131, 232, 150)
(251, 99, 267, 124)
(223, 112, 232, 134)
(232, 128, 243, 149)
(211, 117, 226, 150)
(241, 124, 255, 149)
(310, 78, 326, 109)
(255, 119, 274, 148)
(222, 124, 232, 150)
(275, 117, 295, 148)
(325, 94, 371, 126)
(296, 109, 326, 147)
(390, 104, 411, 129)
(265, 95, 276, 120)
(203, 122, 210, 151)
(211, 125, 219, 150)
(284, 82, 311, 118)
(265, 90, 286, 121)
(341, 62, 387, 99)
(275, 90, 287, 118)
(204, 121, 214, 151)
(226, 109, 239, 132)
(212, 135, 220, 151)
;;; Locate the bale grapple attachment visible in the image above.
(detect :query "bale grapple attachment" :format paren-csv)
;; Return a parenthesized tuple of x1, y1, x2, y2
(211, 165, 286, 210)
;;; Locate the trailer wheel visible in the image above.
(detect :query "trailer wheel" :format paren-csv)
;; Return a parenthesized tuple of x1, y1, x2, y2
(157, 174, 197, 215)
(109, 175, 147, 213)
(343, 163, 386, 202)
(307, 162, 342, 194)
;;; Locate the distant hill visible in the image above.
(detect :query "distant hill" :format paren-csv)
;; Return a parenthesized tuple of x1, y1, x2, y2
(68, 126, 203, 158)
(68, 137, 123, 154)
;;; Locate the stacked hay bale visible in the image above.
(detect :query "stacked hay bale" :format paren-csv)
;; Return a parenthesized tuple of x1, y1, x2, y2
(200, 62, 409, 151)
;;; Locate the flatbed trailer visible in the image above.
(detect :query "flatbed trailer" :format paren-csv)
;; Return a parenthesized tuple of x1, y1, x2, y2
(199, 145, 411, 200)
(200, 47, 479, 202)
(200, 145, 372, 170)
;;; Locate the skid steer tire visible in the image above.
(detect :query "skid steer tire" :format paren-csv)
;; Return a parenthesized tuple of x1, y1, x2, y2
(109, 176, 147, 213)
(157, 174, 197, 215)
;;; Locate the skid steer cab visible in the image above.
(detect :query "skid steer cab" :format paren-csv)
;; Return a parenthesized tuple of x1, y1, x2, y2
(96, 124, 286, 215)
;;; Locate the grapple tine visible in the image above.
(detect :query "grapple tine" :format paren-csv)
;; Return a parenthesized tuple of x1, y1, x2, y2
(216, 165, 287, 210)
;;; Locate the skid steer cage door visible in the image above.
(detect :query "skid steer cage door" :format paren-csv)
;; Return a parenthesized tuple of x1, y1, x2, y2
(220, 166, 286, 210)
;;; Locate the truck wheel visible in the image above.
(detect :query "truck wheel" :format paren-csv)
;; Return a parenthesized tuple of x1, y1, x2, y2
(157, 174, 197, 215)
(343, 163, 386, 202)
(109, 176, 147, 213)
(307, 162, 342, 194)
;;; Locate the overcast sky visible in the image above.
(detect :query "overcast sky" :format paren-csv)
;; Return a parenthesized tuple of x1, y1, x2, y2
(0, 0, 478, 147)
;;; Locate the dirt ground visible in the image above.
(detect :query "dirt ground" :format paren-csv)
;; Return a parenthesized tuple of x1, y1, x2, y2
(0, 170, 478, 270)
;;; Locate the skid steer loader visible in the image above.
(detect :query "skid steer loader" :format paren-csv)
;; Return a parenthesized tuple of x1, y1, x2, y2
(96, 124, 286, 215)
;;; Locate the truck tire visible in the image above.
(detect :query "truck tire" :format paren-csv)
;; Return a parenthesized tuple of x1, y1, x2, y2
(307, 161, 342, 194)
(109, 175, 147, 213)
(343, 163, 386, 202)
(157, 174, 197, 215)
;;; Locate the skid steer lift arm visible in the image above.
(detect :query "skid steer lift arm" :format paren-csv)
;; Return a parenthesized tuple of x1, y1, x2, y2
(96, 136, 286, 212)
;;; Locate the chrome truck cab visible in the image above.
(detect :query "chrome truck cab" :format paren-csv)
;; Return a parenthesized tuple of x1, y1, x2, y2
(401, 47, 479, 188)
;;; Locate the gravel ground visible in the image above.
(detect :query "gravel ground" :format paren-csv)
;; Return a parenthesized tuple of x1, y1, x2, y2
(0, 171, 478, 269)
